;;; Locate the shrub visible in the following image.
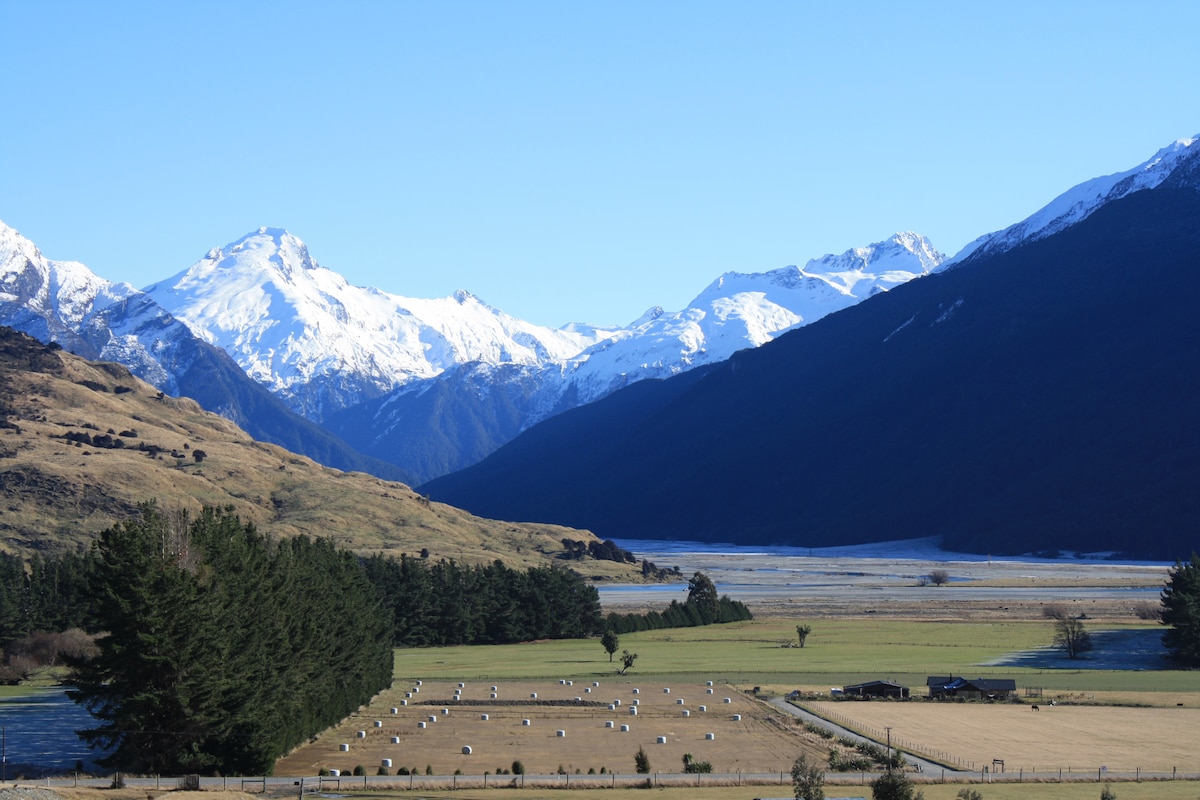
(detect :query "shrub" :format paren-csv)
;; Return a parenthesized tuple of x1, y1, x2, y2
(1043, 603, 1068, 620)
(352, 765, 365, 776)
(511, 760, 525, 775)
(1133, 600, 1161, 620)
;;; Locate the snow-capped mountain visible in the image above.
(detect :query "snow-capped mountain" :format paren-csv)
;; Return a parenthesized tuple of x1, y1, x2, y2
(0, 221, 412, 481)
(561, 231, 944, 405)
(6, 133, 1199, 488)
(326, 232, 944, 482)
(0, 220, 138, 350)
(142, 228, 619, 419)
(946, 134, 1200, 266)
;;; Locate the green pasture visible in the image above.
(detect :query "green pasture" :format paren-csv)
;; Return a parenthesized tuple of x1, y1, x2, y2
(393, 618, 1200, 694)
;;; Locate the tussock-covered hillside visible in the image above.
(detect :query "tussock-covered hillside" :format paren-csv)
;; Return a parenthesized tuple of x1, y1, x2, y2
(0, 328, 637, 579)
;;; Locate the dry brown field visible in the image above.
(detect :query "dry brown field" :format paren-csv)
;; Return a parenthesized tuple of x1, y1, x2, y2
(806, 700, 1200, 773)
(274, 678, 827, 777)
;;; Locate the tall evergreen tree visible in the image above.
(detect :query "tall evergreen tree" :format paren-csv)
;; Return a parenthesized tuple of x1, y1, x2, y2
(1162, 553, 1200, 667)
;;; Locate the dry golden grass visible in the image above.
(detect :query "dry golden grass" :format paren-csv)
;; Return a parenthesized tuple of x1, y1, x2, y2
(806, 700, 1200, 773)
(0, 343, 639, 578)
(274, 678, 828, 777)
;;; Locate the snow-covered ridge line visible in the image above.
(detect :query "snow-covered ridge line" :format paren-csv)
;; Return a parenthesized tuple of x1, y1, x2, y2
(945, 134, 1200, 267)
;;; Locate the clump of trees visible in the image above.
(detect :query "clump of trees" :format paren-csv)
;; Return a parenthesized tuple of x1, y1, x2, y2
(1161, 553, 1200, 667)
(69, 503, 393, 776)
(604, 572, 752, 634)
(363, 555, 604, 646)
(0, 549, 95, 653)
(559, 537, 637, 564)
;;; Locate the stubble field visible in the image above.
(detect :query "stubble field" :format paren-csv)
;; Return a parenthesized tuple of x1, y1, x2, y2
(274, 548, 1200, 790)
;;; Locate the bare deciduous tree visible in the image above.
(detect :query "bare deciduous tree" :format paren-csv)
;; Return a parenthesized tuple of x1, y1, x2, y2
(1054, 617, 1093, 659)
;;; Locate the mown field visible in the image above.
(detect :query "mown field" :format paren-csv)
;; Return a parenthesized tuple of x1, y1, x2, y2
(275, 616, 1200, 783)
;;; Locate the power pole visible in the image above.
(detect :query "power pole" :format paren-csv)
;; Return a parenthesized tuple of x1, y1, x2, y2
(885, 726, 892, 772)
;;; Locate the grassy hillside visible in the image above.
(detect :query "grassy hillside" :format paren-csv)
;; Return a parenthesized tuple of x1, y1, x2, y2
(0, 328, 639, 579)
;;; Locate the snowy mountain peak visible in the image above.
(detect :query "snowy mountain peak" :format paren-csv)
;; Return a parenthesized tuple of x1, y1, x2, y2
(1, 220, 134, 330)
(142, 228, 617, 419)
(946, 134, 1200, 267)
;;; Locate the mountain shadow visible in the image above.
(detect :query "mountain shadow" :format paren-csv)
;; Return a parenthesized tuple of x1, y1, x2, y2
(424, 184, 1200, 560)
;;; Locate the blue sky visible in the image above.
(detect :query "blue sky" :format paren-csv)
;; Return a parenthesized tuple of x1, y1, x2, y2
(4, 2, 1198, 328)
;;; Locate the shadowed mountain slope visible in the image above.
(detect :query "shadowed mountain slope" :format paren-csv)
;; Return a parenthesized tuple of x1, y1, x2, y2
(425, 184, 1200, 559)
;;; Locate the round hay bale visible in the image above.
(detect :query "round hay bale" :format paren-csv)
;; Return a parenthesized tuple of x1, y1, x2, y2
(356, 730, 366, 738)
(556, 730, 566, 737)
(682, 710, 690, 717)
(390, 707, 399, 714)
(732, 714, 742, 721)
(630, 707, 638, 715)
(480, 713, 489, 720)
(705, 732, 715, 740)
(620, 724, 629, 732)
(390, 736, 400, 744)
(374, 720, 382, 727)
(522, 719, 531, 726)
(656, 736, 667, 744)
(605, 721, 614, 728)
(462, 745, 472, 755)
(339, 744, 349, 752)
(381, 759, 392, 768)
(699, 705, 707, 712)
(677, 698, 685, 705)
(417, 721, 426, 729)
(706, 680, 714, 686)
(632, 688, 639, 694)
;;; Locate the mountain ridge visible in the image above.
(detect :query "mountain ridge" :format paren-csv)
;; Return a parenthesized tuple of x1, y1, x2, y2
(422, 173, 1200, 560)
(0, 325, 637, 579)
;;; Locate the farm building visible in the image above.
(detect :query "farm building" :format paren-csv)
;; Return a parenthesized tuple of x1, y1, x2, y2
(842, 680, 909, 699)
(926, 676, 1016, 701)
